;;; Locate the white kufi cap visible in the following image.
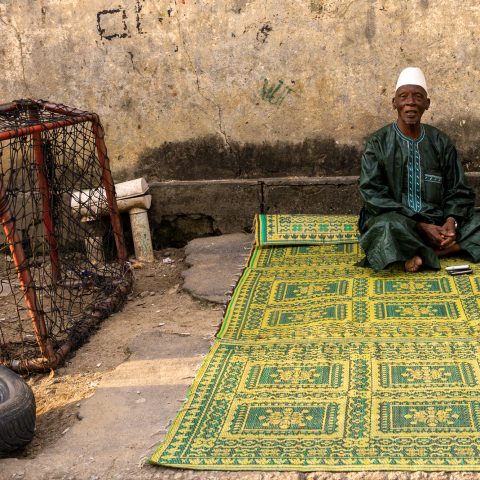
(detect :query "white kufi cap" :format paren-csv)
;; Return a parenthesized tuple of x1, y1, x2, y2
(395, 67, 428, 94)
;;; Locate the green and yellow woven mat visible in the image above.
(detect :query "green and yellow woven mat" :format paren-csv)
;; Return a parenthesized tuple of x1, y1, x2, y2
(255, 214, 360, 246)
(150, 214, 480, 471)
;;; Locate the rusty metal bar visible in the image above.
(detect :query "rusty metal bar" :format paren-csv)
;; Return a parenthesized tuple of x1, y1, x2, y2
(30, 109, 60, 283)
(0, 115, 96, 142)
(0, 100, 96, 141)
(93, 121, 128, 262)
(0, 102, 18, 113)
(30, 100, 92, 118)
(0, 176, 55, 364)
(5, 275, 133, 373)
(0, 99, 92, 117)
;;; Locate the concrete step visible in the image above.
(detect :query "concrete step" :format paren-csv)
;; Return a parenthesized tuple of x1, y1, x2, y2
(145, 173, 480, 248)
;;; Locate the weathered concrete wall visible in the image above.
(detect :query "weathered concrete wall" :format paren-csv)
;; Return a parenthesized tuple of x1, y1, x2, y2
(1, 0, 480, 180)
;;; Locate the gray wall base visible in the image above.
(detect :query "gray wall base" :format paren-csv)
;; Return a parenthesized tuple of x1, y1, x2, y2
(146, 174, 480, 248)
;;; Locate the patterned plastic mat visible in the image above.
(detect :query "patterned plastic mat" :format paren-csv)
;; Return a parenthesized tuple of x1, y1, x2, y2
(255, 214, 360, 245)
(150, 215, 480, 471)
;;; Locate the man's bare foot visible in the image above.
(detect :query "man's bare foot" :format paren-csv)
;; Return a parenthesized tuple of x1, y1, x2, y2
(435, 242, 461, 257)
(405, 255, 423, 272)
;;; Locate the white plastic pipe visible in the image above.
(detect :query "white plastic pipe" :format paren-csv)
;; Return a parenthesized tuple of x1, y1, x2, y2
(73, 178, 154, 263)
(129, 207, 154, 262)
(79, 195, 152, 220)
(70, 177, 149, 216)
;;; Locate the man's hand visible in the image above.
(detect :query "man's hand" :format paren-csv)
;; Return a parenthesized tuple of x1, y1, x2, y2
(438, 217, 457, 249)
(417, 218, 457, 249)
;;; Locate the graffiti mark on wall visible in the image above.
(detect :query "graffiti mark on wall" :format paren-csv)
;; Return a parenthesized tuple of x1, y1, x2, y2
(256, 23, 272, 44)
(97, 1, 183, 40)
(261, 79, 295, 106)
(134, 0, 146, 34)
(97, 8, 130, 40)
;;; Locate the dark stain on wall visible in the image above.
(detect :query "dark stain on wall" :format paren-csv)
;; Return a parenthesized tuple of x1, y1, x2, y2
(435, 118, 480, 171)
(365, 3, 376, 43)
(130, 135, 363, 182)
(420, 0, 429, 8)
(231, 0, 249, 14)
(310, 0, 325, 14)
(460, 146, 480, 172)
(134, 0, 146, 34)
(134, 136, 239, 181)
(239, 138, 361, 178)
(123, 119, 480, 184)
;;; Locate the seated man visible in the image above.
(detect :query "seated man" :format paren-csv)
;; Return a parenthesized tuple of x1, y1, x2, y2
(359, 67, 480, 272)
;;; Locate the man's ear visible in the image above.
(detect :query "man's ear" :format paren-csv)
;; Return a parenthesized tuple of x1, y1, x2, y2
(425, 98, 431, 110)
(392, 97, 397, 110)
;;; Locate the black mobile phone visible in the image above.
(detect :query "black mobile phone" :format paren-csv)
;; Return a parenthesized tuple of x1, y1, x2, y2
(448, 269, 473, 276)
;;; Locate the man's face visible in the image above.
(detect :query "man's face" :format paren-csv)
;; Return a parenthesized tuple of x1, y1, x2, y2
(392, 85, 430, 126)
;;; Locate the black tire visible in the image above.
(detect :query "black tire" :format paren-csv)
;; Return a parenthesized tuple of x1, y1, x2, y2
(0, 365, 36, 454)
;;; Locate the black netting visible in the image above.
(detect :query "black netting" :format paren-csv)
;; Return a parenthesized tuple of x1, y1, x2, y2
(0, 100, 132, 370)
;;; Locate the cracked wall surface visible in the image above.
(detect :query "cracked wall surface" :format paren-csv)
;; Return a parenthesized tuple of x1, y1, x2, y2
(1, 0, 480, 179)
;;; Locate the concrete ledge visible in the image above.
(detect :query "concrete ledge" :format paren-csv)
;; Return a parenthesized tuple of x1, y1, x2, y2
(146, 174, 480, 247)
(262, 175, 359, 186)
(264, 183, 362, 215)
(149, 180, 261, 247)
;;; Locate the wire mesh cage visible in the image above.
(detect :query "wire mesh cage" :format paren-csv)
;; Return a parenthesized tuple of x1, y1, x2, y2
(0, 100, 133, 373)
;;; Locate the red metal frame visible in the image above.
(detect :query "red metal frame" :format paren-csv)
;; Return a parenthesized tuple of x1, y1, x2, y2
(93, 121, 128, 262)
(0, 99, 131, 371)
(29, 107, 60, 283)
(0, 177, 55, 363)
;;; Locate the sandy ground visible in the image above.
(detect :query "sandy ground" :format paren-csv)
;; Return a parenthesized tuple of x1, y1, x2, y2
(2, 246, 224, 479)
(2, 239, 480, 480)
(23, 248, 193, 458)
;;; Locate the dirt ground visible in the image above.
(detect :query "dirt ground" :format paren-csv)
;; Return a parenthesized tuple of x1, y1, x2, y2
(22, 248, 191, 457)
(2, 246, 224, 479)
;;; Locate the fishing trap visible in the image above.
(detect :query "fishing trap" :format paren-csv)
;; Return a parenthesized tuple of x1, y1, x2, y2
(0, 100, 133, 373)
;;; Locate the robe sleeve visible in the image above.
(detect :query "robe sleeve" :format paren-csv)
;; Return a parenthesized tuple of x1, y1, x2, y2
(442, 142, 475, 222)
(359, 137, 415, 218)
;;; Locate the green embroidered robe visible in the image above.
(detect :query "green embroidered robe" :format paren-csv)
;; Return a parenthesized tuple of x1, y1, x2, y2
(359, 123, 480, 271)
